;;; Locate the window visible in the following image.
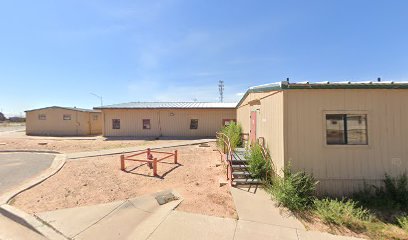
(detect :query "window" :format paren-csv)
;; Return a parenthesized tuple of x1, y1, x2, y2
(143, 119, 151, 129)
(223, 119, 236, 126)
(93, 115, 98, 121)
(326, 114, 368, 145)
(190, 119, 198, 129)
(63, 114, 71, 120)
(38, 114, 46, 120)
(112, 119, 120, 129)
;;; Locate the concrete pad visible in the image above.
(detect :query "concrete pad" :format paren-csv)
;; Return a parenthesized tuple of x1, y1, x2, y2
(148, 210, 237, 240)
(234, 220, 298, 240)
(297, 230, 364, 240)
(0, 213, 47, 240)
(1, 204, 66, 240)
(36, 199, 125, 238)
(230, 187, 305, 230)
(127, 198, 182, 240)
(75, 201, 150, 240)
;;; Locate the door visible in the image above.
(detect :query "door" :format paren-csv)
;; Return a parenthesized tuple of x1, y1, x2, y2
(250, 111, 257, 144)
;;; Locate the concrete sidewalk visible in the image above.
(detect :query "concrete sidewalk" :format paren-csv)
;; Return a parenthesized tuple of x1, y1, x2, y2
(67, 139, 215, 159)
(35, 190, 182, 240)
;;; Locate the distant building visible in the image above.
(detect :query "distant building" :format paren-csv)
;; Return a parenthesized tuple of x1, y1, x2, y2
(0, 112, 5, 122)
(95, 102, 237, 138)
(237, 81, 408, 196)
(25, 106, 101, 136)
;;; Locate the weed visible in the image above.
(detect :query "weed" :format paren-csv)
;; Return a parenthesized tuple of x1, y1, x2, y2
(270, 166, 318, 211)
(397, 215, 408, 232)
(246, 143, 271, 180)
(314, 198, 372, 230)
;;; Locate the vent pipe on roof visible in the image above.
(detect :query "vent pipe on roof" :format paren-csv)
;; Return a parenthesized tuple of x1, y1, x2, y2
(377, 77, 381, 82)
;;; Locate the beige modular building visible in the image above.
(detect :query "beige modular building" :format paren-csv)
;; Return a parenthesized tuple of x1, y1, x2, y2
(95, 102, 236, 138)
(25, 106, 102, 136)
(237, 81, 408, 196)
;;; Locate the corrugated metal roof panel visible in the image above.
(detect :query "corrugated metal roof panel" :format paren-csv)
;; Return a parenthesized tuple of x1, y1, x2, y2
(95, 102, 237, 109)
(25, 106, 100, 113)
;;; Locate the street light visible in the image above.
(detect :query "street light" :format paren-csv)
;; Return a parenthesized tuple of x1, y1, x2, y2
(90, 93, 103, 108)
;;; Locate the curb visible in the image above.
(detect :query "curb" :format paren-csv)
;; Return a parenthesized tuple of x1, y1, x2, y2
(0, 154, 66, 205)
(67, 139, 216, 159)
(0, 150, 61, 154)
(0, 154, 67, 239)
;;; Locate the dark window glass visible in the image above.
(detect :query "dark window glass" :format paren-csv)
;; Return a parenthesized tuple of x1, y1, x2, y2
(38, 114, 46, 120)
(326, 114, 368, 145)
(112, 119, 120, 129)
(190, 119, 198, 129)
(143, 119, 151, 129)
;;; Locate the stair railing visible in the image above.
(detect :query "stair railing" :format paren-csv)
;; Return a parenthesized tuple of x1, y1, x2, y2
(257, 137, 277, 180)
(216, 132, 233, 184)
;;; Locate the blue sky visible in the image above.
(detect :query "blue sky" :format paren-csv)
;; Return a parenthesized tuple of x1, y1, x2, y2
(1, 1, 408, 116)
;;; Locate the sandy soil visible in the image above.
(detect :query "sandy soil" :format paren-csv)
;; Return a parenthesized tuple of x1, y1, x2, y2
(11, 143, 237, 219)
(0, 131, 187, 153)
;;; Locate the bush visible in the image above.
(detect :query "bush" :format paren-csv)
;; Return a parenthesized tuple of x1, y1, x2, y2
(314, 198, 372, 228)
(217, 122, 242, 151)
(382, 173, 408, 210)
(354, 173, 408, 212)
(270, 166, 318, 211)
(246, 143, 271, 180)
(397, 215, 408, 232)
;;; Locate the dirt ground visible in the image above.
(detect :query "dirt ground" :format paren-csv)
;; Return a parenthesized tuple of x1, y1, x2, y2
(11, 143, 237, 219)
(0, 130, 187, 153)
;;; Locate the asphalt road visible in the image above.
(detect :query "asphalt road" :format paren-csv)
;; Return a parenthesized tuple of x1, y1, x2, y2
(0, 153, 55, 194)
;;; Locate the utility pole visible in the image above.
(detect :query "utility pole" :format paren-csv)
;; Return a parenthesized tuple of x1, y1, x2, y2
(90, 93, 103, 108)
(218, 80, 224, 103)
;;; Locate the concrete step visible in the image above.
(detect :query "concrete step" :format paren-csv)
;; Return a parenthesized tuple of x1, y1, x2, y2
(232, 164, 248, 170)
(232, 171, 251, 178)
(232, 178, 261, 185)
(234, 147, 246, 153)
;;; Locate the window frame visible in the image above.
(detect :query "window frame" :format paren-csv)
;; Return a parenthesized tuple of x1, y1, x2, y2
(63, 114, 72, 121)
(222, 119, 236, 126)
(323, 111, 370, 148)
(112, 119, 120, 129)
(38, 114, 46, 120)
(142, 119, 151, 130)
(190, 119, 199, 130)
(92, 114, 98, 121)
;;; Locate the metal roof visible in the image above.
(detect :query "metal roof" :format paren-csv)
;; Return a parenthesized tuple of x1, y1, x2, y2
(25, 106, 100, 113)
(238, 80, 408, 106)
(95, 102, 237, 109)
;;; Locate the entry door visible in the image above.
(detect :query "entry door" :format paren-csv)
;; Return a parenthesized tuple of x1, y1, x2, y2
(250, 111, 257, 144)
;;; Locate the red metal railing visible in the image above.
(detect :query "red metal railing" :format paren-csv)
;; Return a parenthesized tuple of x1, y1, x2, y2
(120, 148, 178, 177)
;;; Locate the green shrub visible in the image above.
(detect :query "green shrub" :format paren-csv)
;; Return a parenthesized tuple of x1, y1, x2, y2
(397, 215, 408, 232)
(382, 173, 408, 210)
(314, 198, 372, 228)
(246, 143, 271, 180)
(354, 173, 408, 212)
(217, 122, 242, 151)
(270, 166, 318, 211)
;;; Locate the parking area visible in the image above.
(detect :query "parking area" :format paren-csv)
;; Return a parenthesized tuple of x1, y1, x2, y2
(0, 153, 55, 194)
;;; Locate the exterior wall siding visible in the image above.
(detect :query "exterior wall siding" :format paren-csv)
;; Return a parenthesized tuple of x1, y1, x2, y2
(102, 109, 236, 137)
(237, 91, 285, 175)
(285, 89, 408, 196)
(26, 108, 102, 136)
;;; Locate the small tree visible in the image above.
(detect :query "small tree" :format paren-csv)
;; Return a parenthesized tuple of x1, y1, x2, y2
(217, 122, 242, 151)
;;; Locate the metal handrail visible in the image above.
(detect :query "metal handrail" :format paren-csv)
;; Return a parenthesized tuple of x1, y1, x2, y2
(257, 138, 276, 179)
(216, 132, 233, 184)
